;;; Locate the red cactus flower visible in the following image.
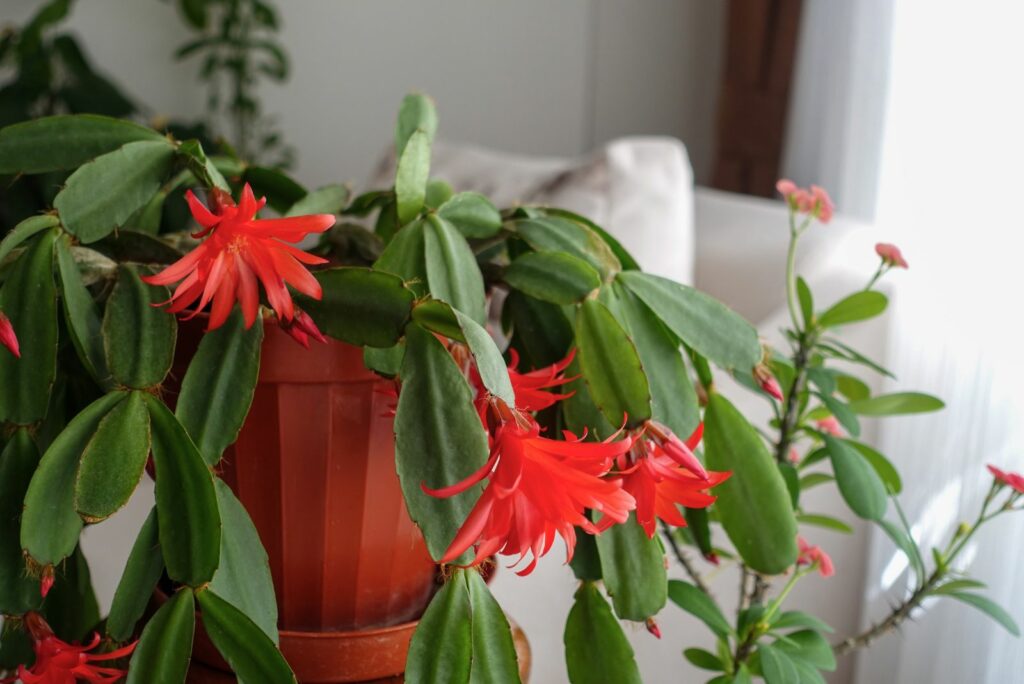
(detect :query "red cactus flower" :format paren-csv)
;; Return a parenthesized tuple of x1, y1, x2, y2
(2, 612, 136, 684)
(423, 407, 635, 575)
(875, 242, 909, 269)
(987, 464, 1024, 494)
(609, 424, 730, 538)
(797, 536, 835, 577)
(142, 183, 335, 331)
(0, 311, 19, 358)
(504, 349, 576, 412)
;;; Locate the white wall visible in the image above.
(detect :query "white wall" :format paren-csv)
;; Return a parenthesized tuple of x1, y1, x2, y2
(2, 0, 725, 187)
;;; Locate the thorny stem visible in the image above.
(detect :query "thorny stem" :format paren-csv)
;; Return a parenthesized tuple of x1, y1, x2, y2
(660, 521, 712, 596)
(834, 483, 1005, 655)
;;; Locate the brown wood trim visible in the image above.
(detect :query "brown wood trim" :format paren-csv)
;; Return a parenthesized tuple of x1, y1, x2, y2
(711, 0, 804, 196)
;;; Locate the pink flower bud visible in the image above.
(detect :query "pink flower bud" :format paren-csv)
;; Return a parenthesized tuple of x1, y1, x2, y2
(40, 566, 54, 598)
(816, 416, 844, 436)
(755, 366, 784, 401)
(875, 242, 909, 269)
(810, 185, 834, 223)
(788, 448, 801, 465)
(0, 312, 19, 358)
(645, 617, 662, 639)
(776, 179, 798, 196)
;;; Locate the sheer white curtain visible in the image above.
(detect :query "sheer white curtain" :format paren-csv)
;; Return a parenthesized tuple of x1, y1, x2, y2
(807, 1, 1024, 682)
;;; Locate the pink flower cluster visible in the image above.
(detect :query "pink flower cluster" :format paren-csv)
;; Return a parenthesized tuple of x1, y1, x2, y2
(797, 536, 835, 577)
(776, 179, 834, 223)
(988, 464, 1024, 494)
(875, 242, 909, 269)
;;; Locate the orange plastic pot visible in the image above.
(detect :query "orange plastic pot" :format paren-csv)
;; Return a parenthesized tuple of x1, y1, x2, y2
(171, 318, 437, 680)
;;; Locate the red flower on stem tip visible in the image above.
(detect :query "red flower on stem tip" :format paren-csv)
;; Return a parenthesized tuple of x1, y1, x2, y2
(1, 612, 136, 684)
(643, 421, 708, 480)
(608, 424, 730, 538)
(988, 464, 1024, 494)
(797, 536, 835, 578)
(0, 311, 19, 358)
(875, 242, 909, 269)
(141, 183, 335, 332)
(423, 405, 635, 575)
(754, 365, 784, 401)
(503, 349, 576, 413)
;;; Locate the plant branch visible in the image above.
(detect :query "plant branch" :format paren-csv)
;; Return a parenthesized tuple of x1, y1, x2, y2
(661, 521, 712, 596)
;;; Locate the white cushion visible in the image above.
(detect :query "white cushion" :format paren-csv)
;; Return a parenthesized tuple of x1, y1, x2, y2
(368, 137, 696, 284)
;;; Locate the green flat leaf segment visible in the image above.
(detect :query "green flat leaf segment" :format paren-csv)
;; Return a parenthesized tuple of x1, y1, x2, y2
(564, 583, 642, 684)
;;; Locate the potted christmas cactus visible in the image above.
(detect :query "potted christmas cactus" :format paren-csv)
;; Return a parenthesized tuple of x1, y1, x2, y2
(0, 84, 1021, 684)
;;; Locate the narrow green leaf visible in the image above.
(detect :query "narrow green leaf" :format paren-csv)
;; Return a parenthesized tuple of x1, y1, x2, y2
(145, 395, 221, 587)
(575, 298, 652, 427)
(797, 513, 853, 534)
(0, 214, 59, 264)
(818, 291, 888, 328)
(514, 217, 620, 282)
(704, 392, 798, 573)
(176, 311, 262, 466)
(396, 93, 438, 158)
(0, 114, 162, 174)
(824, 435, 887, 521)
(56, 140, 176, 243)
(466, 571, 521, 684)
(929, 579, 987, 596)
(815, 392, 860, 437)
(107, 508, 164, 642)
(848, 392, 945, 416)
(396, 130, 431, 225)
(22, 391, 126, 565)
(300, 267, 415, 348)
(595, 513, 667, 620)
(835, 374, 871, 401)
(818, 339, 895, 378)
(285, 183, 349, 217)
(126, 588, 195, 684)
(210, 478, 279, 644)
(845, 440, 902, 494)
(796, 276, 814, 327)
(424, 215, 487, 325)
(505, 252, 601, 305)
(771, 610, 834, 634)
(798, 472, 834, 489)
(878, 519, 925, 583)
(103, 264, 176, 389)
(0, 430, 41, 615)
(948, 592, 1020, 636)
(406, 572, 472, 684)
(685, 648, 725, 671)
(759, 644, 798, 683)
(774, 629, 836, 671)
(564, 583, 642, 684)
(197, 588, 296, 683)
(74, 390, 150, 521)
(395, 325, 489, 561)
(55, 234, 110, 385)
(438, 192, 501, 238)
(667, 580, 732, 638)
(617, 271, 760, 371)
(0, 230, 58, 424)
